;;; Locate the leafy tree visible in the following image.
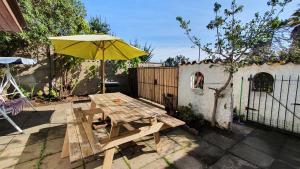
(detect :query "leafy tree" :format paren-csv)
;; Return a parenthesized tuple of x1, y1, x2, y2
(112, 40, 154, 73)
(0, 0, 89, 56)
(177, 0, 291, 126)
(288, 5, 300, 46)
(89, 16, 111, 34)
(164, 55, 189, 67)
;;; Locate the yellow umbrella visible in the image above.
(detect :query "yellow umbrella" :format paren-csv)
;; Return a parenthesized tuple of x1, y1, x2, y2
(49, 34, 147, 93)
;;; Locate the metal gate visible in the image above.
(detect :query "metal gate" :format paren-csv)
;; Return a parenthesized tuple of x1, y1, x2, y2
(137, 67, 178, 109)
(246, 74, 300, 135)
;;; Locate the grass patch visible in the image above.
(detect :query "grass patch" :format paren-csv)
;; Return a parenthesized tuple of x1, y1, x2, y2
(36, 141, 47, 169)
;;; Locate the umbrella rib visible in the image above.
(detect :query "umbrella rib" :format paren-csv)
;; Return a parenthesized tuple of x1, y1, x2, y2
(109, 41, 130, 60)
(56, 41, 83, 53)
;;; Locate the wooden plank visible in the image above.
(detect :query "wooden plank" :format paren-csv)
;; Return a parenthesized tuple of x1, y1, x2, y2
(100, 122, 164, 151)
(72, 109, 94, 159)
(67, 123, 83, 162)
(150, 118, 161, 152)
(103, 125, 120, 169)
(157, 114, 185, 128)
(61, 130, 69, 158)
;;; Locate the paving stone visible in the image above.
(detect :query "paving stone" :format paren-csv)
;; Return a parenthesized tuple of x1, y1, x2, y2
(145, 135, 183, 156)
(186, 140, 225, 166)
(85, 155, 129, 169)
(204, 132, 236, 150)
(166, 128, 199, 147)
(271, 160, 297, 169)
(44, 137, 64, 156)
(209, 154, 258, 169)
(5, 158, 38, 169)
(47, 125, 66, 140)
(0, 135, 14, 145)
(229, 142, 274, 168)
(231, 123, 255, 136)
(165, 149, 205, 169)
(278, 138, 300, 168)
(0, 142, 42, 168)
(141, 158, 169, 169)
(9, 131, 47, 148)
(242, 136, 282, 158)
(41, 152, 82, 169)
(122, 142, 161, 169)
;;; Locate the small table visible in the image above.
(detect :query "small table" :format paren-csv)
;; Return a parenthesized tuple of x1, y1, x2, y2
(88, 92, 184, 169)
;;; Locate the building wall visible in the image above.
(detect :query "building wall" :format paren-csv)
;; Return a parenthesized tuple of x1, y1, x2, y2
(178, 63, 233, 129)
(16, 59, 129, 96)
(178, 62, 300, 130)
(233, 63, 300, 131)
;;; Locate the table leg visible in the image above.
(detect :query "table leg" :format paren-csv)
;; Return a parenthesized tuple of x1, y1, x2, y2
(150, 118, 161, 152)
(91, 101, 96, 109)
(61, 130, 69, 158)
(102, 124, 120, 169)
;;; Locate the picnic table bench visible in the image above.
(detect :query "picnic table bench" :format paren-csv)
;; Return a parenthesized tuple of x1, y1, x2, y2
(62, 92, 185, 169)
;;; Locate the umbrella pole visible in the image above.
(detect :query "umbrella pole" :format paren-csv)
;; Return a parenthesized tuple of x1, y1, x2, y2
(101, 60, 105, 94)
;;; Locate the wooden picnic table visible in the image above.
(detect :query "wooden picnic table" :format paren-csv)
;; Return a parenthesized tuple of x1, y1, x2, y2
(61, 92, 184, 169)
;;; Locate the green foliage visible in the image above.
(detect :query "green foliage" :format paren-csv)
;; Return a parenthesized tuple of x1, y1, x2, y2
(37, 90, 44, 99)
(163, 55, 189, 67)
(49, 89, 59, 99)
(89, 16, 111, 34)
(85, 65, 97, 79)
(176, 104, 205, 130)
(19, 86, 31, 98)
(176, 0, 292, 71)
(112, 40, 154, 73)
(0, 0, 90, 56)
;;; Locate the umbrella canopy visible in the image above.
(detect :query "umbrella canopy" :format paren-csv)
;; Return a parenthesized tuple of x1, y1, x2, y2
(49, 34, 147, 93)
(49, 34, 147, 60)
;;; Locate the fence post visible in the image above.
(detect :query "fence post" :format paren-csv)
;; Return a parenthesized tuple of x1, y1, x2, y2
(246, 75, 252, 121)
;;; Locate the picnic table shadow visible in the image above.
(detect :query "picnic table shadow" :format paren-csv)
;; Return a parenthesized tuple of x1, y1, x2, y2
(0, 110, 54, 136)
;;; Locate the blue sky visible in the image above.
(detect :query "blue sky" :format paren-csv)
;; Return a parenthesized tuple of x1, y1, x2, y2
(82, 0, 298, 62)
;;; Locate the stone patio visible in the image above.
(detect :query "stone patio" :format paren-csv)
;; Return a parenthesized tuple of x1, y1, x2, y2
(0, 102, 299, 169)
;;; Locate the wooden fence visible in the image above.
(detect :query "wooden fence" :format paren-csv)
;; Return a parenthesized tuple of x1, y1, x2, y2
(137, 67, 178, 109)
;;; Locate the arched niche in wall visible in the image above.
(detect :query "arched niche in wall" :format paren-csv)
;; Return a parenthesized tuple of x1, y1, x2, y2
(191, 72, 204, 94)
(252, 72, 274, 92)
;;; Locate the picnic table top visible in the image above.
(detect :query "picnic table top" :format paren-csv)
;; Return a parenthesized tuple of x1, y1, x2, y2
(89, 92, 167, 124)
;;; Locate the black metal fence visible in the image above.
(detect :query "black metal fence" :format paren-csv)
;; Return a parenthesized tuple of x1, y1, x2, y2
(246, 74, 300, 135)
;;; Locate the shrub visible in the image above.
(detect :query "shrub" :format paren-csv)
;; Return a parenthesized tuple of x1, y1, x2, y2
(176, 103, 205, 130)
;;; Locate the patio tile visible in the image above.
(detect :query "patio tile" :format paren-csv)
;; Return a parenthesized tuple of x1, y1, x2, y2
(144, 135, 182, 156)
(229, 142, 274, 168)
(5, 158, 38, 169)
(204, 132, 236, 150)
(271, 160, 297, 169)
(166, 128, 199, 147)
(22, 123, 50, 134)
(278, 138, 300, 168)
(50, 109, 67, 124)
(231, 123, 255, 136)
(41, 152, 82, 169)
(242, 135, 282, 158)
(0, 135, 14, 145)
(209, 154, 258, 169)
(0, 142, 42, 168)
(84, 155, 129, 169)
(47, 124, 66, 140)
(140, 158, 169, 169)
(186, 140, 225, 166)
(122, 142, 161, 169)
(44, 137, 64, 156)
(165, 149, 205, 169)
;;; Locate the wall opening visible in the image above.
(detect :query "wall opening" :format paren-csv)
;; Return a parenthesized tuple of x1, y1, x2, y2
(252, 72, 274, 92)
(191, 72, 204, 94)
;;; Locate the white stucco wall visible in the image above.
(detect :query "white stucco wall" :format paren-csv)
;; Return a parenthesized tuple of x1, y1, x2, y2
(178, 63, 233, 129)
(233, 63, 300, 132)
